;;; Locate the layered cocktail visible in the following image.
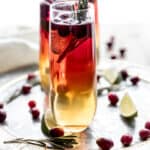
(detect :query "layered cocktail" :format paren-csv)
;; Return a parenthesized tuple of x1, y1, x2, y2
(49, 1, 96, 132)
(39, 0, 99, 94)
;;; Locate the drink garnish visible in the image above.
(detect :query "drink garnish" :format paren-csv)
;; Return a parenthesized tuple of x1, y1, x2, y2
(57, 36, 87, 63)
(77, 0, 88, 22)
(119, 92, 137, 118)
(4, 135, 78, 149)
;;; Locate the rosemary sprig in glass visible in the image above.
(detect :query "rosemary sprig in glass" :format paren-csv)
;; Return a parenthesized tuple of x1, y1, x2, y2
(77, 0, 88, 21)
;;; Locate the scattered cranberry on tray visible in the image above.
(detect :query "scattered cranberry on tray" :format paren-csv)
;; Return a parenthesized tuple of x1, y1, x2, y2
(108, 93, 119, 106)
(145, 121, 150, 130)
(0, 103, 4, 109)
(49, 127, 64, 137)
(97, 75, 101, 82)
(96, 138, 114, 150)
(110, 54, 117, 60)
(106, 42, 113, 51)
(120, 134, 133, 147)
(21, 85, 32, 95)
(57, 84, 68, 93)
(119, 48, 126, 58)
(28, 100, 36, 109)
(139, 129, 150, 141)
(27, 73, 36, 81)
(130, 76, 140, 86)
(31, 108, 40, 120)
(106, 36, 114, 51)
(0, 110, 7, 123)
(120, 70, 129, 81)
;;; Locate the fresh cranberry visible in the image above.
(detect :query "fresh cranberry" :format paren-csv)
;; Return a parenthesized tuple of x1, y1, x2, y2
(139, 129, 150, 141)
(51, 22, 58, 30)
(57, 84, 68, 93)
(119, 48, 126, 58)
(110, 55, 117, 60)
(72, 24, 88, 38)
(28, 100, 36, 109)
(96, 138, 114, 150)
(49, 127, 64, 137)
(27, 73, 36, 81)
(120, 134, 133, 147)
(0, 103, 4, 109)
(55, 5, 71, 11)
(21, 85, 32, 95)
(120, 70, 129, 80)
(31, 108, 40, 120)
(58, 25, 70, 37)
(106, 36, 114, 51)
(145, 122, 150, 130)
(130, 76, 140, 86)
(106, 42, 113, 50)
(108, 93, 119, 106)
(0, 110, 6, 123)
(97, 75, 101, 82)
(59, 14, 69, 20)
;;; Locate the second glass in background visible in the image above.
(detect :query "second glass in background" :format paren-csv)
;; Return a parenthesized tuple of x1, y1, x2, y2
(39, 0, 100, 94)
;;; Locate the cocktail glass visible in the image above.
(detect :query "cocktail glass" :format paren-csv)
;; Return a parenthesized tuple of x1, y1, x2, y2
(39, 0, 100, 94)
(49, 0, 97, 132)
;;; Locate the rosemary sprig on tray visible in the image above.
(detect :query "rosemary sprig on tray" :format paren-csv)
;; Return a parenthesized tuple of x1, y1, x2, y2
(4, 135, 78, 150)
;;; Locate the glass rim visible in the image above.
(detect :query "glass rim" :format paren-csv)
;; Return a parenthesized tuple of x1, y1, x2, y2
(51, 1, 93, 13)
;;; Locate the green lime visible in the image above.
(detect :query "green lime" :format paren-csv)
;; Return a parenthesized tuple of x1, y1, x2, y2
(103, 69, 119, 84)
(119, 93, 137, 118)
(41, 109, 56, 136)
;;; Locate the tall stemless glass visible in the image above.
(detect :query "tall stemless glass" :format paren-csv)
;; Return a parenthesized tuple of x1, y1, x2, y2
(49, 1, 97, 132)
(39, 0, 100, 94)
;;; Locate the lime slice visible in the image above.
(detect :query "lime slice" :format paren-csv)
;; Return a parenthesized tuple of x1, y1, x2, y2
(119, 93, 137, 118)
(103, 69, 119, 84)
(41, 109, 56, 136)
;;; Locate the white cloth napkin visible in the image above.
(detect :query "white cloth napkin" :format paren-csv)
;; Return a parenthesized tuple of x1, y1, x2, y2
(0, 26, 39, 73)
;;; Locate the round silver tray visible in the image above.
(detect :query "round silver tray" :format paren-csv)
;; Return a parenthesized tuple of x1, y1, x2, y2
(1, 62, 150, 150)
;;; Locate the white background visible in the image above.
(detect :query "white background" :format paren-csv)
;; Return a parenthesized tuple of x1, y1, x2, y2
(0, 0, 150, 27)
(0, 0, 150, 66)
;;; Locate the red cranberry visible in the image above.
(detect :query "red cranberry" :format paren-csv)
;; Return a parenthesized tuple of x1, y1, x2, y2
(57, 84, 68, 93)
(0, 110, 6, 123)
(120, 134, 133, 147)
(120, 70, 129, 80)
(96, 138, 114, 150)
(139, 129, 150, 141)
(106, 42, 113, 50)
(119, 48, 126, 58)
(27, 74, 36, 81)
(108, 93, 119, 106)
(106, 36, 115, 51)
(51, 22, 58, 30)
(72, 24, 88, 38)
(31, 108, 40, 120)
(28, 100, 36, 109)
(21, 85, 32, 95)
(130, 76, 140, 86)
(0, 103, 4, 109)
(97, 75, 101, 82)
(49, 127, 64, 137)
(145, 122, 150, 130)
(59, 14, 69, 20)
(110, 55, 117, 60)
(58, 25, 70, 37)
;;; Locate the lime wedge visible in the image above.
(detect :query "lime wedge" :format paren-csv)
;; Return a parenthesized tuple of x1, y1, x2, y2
(103, 69, 119, 84)
(119, 93, 137, 118)
(41, 109, 56, 136)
